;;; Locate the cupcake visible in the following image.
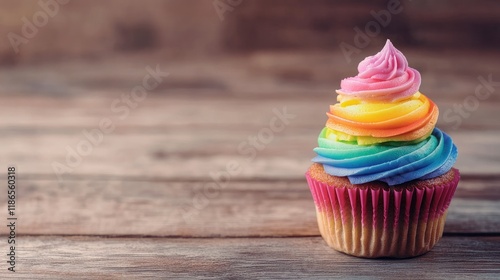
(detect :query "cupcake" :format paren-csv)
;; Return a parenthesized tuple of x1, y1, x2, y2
(305, 40, 459, 258)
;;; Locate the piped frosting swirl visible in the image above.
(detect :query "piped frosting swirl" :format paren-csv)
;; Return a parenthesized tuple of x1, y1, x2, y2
(312, 40, 457, 185)
(338, 40, 421, 102)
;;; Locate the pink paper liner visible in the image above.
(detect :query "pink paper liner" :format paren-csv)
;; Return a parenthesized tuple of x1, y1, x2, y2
(305, 169, 460, 258)
(306, 170, 459, 227)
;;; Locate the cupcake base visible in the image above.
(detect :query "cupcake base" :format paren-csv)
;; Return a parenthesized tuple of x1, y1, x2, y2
(306, 163, 460, 258)
(316, 208, 448, 258)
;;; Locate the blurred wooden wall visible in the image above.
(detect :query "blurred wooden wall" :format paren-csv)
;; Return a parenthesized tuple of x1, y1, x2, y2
(0, 0, 498, 65)
(222, 0, 500, 50)
(0, 0, 222, 64)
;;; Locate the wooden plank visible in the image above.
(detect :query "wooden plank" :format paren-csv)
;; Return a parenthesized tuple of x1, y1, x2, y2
(0, 128, 498, 179)
(1, 179, 498, 237)
(4, 236, 500, 279)
(0, 50, 498, 101)
(0, 94, 499, 129)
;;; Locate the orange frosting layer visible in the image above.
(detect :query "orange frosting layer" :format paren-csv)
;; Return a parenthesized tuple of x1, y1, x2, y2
(325, 93, 438, 142)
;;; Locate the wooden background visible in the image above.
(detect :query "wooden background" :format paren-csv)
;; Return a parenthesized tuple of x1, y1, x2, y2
(0, 1, 499, 279)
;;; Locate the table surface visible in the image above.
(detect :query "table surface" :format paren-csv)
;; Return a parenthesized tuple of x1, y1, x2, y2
(0, 50, 499, 279)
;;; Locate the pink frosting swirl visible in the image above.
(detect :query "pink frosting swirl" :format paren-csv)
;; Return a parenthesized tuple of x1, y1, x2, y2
(338, 40, 421, 102)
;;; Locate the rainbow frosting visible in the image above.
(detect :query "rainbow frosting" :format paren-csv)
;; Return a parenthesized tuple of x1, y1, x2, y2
(312, 40, 457, 185)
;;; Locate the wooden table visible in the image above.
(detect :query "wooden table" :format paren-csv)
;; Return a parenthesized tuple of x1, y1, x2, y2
(0, 50, 499, 279)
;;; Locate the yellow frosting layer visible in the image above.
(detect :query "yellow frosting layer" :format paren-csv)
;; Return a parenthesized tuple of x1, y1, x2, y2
(325, 92, 438, 145)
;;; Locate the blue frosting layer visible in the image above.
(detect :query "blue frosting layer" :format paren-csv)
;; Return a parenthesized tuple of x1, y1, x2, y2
(312, 128, 458, 186)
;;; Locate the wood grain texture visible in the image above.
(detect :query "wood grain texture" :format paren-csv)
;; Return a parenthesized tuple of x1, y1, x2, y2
(0, 129, 498, 180)
(0, 52, 499, 178)
(0, 93, 499, 129)
(1, 179, 498, 237)
(4, 236, 500, 279)
(1, 49, 499, 180)
(0, 50, 499, 100)
(0, 51, 498, 278)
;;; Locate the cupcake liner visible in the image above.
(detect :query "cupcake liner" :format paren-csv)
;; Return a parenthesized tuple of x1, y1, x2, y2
(305, 169, 459, 258)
